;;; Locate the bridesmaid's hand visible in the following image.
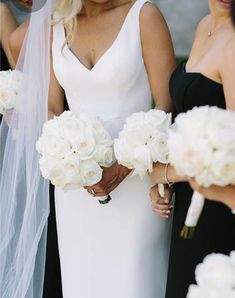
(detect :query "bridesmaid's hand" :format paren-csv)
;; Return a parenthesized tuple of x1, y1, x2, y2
(149, 162, 187, 184)
(189, 179, 235, 210)
(85, 162, 131, 196)
(150, 185, 174, 218)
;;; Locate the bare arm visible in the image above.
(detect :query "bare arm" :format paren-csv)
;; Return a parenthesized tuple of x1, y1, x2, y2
(48, 48, 64, 118)
(9, 19, 29, 64)
(220, 37, 235, 111)
(140, 3, 176, 112)
(189, 180, 235, 211)
(0, 3, 18, 68)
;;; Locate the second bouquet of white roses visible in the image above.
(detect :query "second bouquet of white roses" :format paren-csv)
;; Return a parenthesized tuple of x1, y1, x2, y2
(168, 106, 235, 238)
(36, 111, 114, 203)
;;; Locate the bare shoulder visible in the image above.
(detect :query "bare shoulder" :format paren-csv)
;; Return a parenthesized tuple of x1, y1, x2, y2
(194, 14, 210, 36)
(9, 19, 29, 62)
(139, 2, 169, 33)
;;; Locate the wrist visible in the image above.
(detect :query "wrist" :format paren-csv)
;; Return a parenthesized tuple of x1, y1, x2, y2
(167, 164, 188, 183)
(116, 162, 131, 180)
(223, 194, 235, 211)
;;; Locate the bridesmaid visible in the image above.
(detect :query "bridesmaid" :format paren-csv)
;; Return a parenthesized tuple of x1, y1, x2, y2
(189, 0, 235, 211)
(150, 0, 235, 297)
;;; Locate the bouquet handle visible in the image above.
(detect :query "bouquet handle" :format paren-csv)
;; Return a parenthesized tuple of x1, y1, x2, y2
(98, 195, 112, 205)
(158, 183, 165, 198)
(181, 191, 205, 239)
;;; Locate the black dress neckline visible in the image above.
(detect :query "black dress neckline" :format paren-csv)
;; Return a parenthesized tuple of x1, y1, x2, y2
(166, 58, 232, 298)
(181, 60, 223, 86)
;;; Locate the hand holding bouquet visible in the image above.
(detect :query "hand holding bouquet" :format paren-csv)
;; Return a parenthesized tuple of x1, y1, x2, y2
(36, 111, 114, 203)
(114, 109, 172, 196)
(168, 106, 235, 238)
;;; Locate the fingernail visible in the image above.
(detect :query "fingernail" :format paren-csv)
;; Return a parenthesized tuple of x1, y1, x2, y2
(165, 199, 169, 204)
(166, 210, 171, 214)
(170, 205, 174, 209)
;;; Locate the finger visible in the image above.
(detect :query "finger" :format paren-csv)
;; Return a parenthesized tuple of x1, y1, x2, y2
(152, 206, 172, 215)
(152, 203, 172, 211)
(152, 207, 172, 218)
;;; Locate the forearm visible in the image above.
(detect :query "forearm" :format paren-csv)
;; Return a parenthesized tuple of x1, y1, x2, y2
(150, 162, 187, 184)
(216, 186, 235, 210)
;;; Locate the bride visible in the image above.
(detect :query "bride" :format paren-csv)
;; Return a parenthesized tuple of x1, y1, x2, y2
(1, 0, 175, 297)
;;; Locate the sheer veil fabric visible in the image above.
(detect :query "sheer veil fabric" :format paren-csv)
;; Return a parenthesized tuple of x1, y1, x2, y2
(0, 0, 53, 297)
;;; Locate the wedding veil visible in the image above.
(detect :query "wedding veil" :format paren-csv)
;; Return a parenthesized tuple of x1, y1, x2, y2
(0, 0, 53, 296)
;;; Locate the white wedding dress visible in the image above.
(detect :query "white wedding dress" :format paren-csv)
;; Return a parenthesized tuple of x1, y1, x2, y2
(52, 0, 172, 297)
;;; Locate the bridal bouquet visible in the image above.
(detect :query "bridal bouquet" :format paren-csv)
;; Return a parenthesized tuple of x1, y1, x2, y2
(36, 111, 114, 202)
(187, 251, 235, 298)
(168, 106, 235, 238)
(0, 70, 22, 115)
(114, 109, 172, 196)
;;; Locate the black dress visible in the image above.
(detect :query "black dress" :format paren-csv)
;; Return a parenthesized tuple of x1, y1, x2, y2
(165, 61, 235, 298)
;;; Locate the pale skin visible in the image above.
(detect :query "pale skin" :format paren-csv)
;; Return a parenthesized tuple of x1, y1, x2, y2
(9, 0, 175, 198)
(150, 0, 235, 217)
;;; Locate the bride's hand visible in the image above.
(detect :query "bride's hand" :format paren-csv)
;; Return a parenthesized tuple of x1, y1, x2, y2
(85, 162, 131, 196)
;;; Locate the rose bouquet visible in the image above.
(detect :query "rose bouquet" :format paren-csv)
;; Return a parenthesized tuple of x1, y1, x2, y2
(114, 109, 172, 196)
(36, 111, 114, 204)
(187, 251, 235, 298)
(168, 106, 235, 238)
(0, 70, 22, 115)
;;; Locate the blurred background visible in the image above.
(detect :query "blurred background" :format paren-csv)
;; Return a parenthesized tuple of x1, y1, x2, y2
(157, 0, 208, 57)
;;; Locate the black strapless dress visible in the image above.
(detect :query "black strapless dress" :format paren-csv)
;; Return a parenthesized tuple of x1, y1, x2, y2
(165, 61, 235, 298)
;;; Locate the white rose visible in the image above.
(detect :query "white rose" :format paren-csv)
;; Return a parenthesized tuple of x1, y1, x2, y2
(145, 109, 172, 132)
(59, 154, 82, 190)
(195, 169, 214, 188)
(114, 138, 134, 169)
(207, 125, 235, 150)
(36, 135, 72, 159)
(174, 107, 209, 137)
(169, 134, 212, 178)
(148, 132, 169, 163)
(58, 111, 83, 140)
(132, 145, 152, 179)
(39, 156, 64, 182)
(121, 127, 149, 147)
(72, 127, 96, 160)
(187, 285, 234, 298)
(42, 118, 61, 138)
(92, 145, 114, 167)
(0, 89, 16, 111)
(209, 150, 235, 186)
(195, 253, 235, 290)
(79, 160, 103, 186)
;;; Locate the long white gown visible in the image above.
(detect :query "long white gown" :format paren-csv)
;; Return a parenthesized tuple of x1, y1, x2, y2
(52, 0, 172, 297)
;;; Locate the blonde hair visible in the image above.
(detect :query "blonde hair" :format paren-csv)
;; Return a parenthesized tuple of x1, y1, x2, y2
(53, 0, 83, 47)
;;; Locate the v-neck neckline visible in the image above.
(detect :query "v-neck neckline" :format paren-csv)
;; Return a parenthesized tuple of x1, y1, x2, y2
(62, 0, 139, 72)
